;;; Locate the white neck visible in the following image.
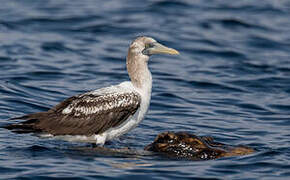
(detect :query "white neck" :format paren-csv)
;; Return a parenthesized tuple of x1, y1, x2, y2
(126, 49, 152, 95)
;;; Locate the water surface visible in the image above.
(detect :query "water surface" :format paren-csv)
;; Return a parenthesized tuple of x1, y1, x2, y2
(0, 0, 290, 179)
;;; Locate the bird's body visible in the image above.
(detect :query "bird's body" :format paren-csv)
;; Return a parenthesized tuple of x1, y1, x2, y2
(4, 36, 178, 145)
(31, 80, 151, 144)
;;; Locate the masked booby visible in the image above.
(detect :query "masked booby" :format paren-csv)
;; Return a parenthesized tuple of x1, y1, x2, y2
(4, 36, 179, 145)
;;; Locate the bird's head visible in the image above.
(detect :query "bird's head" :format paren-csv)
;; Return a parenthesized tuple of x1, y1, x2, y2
(128, 36, 179, 60)
(127, 36, 179, 88)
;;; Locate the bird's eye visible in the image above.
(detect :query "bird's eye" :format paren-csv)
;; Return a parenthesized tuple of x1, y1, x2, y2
(145, 43, 155, 49)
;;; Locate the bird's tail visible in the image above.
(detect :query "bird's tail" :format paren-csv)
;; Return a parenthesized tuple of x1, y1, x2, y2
(2, 115, 41, 134)
(8, 115, 30, 120)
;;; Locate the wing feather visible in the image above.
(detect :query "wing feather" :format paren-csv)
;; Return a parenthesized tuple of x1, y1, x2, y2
(5, 89, 141, 136)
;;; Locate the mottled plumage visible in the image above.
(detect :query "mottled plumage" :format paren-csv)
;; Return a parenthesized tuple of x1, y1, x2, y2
(6, 82, 141, 137)
(9, 92, 140, 136)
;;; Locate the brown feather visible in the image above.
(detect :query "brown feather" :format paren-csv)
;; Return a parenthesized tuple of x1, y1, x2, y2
(5, 92, 141, 136)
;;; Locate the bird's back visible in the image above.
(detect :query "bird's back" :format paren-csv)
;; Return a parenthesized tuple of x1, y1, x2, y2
(4, 82, 141, 137)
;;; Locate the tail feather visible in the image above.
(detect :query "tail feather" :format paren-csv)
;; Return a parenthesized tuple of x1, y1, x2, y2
(2, 114, 42, 134)
(10, 128, 41, 134)
(4, 122, 34, 130)
(8, 115, 30, 120)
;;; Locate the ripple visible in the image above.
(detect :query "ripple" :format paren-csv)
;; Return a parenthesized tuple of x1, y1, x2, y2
(193, 49, 246, 59)
(187, 80, 247, 93)
(0, 15, 100, 32)
(247, 35, 289, 50)
(213, 18, 264, 30)
(150, 1, 190, 8)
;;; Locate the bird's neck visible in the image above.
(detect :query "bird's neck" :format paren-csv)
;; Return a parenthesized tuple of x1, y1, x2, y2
(126, 53, 152, 94)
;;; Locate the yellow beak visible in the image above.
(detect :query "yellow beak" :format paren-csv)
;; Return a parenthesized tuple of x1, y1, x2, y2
(147, 42, 179, 55)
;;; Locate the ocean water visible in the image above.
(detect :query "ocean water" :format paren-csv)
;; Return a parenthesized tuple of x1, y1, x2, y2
(0, 0, 290, 179)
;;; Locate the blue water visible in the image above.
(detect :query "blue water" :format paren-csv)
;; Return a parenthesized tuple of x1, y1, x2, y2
(0, 0, 290, 179)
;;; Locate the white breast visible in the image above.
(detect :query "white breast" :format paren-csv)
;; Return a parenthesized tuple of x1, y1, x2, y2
(97, 75, 152, 144)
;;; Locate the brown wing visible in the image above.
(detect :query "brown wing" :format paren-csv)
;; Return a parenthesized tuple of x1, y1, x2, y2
(5, 91, 141, 136)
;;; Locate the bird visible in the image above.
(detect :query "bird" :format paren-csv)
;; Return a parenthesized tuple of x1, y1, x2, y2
(4, 36, 179, 145)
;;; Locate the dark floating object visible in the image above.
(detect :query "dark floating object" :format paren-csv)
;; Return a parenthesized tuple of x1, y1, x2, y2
(145, 132, 254, 160)
(75, 132, 254, 161)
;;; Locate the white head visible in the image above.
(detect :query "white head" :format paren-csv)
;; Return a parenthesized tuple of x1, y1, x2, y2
(126, 36, 179, 88)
